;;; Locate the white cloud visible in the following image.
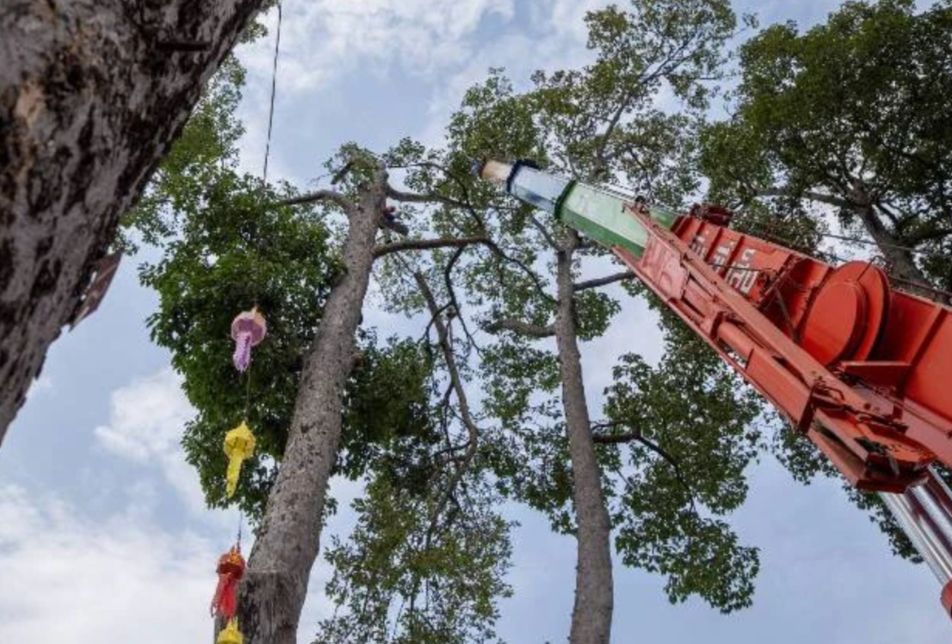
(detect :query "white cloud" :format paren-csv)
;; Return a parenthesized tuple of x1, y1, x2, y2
(83, 370, 369, 633)
(241, 0, 516, 94)
(0, 485, 219, 643)
(0, 477, 368, 644)
(93, 369, 207, 516)
(417, 0, 608, 146)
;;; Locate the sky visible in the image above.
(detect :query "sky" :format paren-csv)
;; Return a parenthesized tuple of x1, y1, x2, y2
(0, 1, 948, 642)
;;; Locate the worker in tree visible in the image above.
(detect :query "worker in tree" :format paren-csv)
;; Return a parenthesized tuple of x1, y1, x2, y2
(381, 204, 409, 236)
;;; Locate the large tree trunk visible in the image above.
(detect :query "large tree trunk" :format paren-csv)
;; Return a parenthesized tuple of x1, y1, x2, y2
(239, 175, 385, 643)
(855, 206, 931, 291)
(555, 230, 614, 644)
(0, 0, 264, 442)
(846, 181, 931, 294)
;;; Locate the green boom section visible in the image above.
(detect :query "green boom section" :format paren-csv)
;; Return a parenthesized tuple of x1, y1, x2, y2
(556, 183, 679, 257)
(500, 163, 680, 257)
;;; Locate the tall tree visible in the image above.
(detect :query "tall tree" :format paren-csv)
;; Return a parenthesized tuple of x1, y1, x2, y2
(135, 63, 506, 639)
(700, 0, 952, 293)
(0, 0, 270, 441)
(441, 2, 749, 639)
(351, 2, 762, 640)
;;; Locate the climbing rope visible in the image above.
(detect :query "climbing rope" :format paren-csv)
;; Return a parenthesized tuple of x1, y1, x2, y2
(261, 0, 283, 186)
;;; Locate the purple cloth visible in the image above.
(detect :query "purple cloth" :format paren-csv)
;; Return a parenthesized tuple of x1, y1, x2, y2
(233, 331, 253, 372)
(230, 309, 266, 372)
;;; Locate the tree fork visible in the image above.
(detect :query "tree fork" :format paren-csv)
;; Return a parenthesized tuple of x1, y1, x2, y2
(0, 0, 266, 442)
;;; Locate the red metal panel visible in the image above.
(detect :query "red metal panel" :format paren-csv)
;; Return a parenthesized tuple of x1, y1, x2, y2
(904, 313, 952, 425)
(616, 206, 941, 492)
(671, 209, 952, 478)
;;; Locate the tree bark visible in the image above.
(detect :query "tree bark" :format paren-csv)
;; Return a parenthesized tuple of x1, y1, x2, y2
(238, 174, 385, 643)
(0, 0, 264, 442)
(555, 230, 614, 644)
(854, 203, 931, 292)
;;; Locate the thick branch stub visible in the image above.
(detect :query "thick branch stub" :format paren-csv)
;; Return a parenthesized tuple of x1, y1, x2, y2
(591, 430, 641, 445)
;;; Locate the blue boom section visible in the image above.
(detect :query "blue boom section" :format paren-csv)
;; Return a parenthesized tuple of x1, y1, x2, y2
(505, 162, 571, 213)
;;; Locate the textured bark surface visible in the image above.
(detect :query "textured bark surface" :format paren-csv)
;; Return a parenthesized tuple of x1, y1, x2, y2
(855, 206, 930, 291)
(238, 177, 385, 644)
(555, 230, 614, 644)
(846, 181, 931, 293)
(0, 0, 264, 442)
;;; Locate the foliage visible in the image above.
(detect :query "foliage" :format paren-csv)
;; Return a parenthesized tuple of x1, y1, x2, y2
(128, 60, 438, 522)
(600, 322, 763, 611)
(365, 0, 767, 615)
(700, 0, 952, 286)
(138, 168, 337, 517)
(128, 30, 512, 640)
(315, 474, 512, 644)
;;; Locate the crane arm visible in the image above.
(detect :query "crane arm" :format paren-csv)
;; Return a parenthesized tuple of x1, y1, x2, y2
(479, 159, 952, 618)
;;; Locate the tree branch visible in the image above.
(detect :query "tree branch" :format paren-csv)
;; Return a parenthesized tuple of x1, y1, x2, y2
(385, 184, 471, 211)
(409, 269, 480, 539)
(277, 189, 355, 214)
(592, 430, 641, 445)
(373, 235, 488, 258)
(529, 214, 560, 250)
(574, 270, 634, 291)
(595, 421, 699, 514)
(384, 180, 556, 304)
(443, 245, 479, 351)
(485, 318, 555, 338)
(755, 186, 850, 209)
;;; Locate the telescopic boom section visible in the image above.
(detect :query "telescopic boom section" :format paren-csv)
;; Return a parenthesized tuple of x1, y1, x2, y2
(479, 159, 952, 618)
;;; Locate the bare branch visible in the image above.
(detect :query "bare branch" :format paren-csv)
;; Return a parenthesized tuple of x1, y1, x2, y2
(385, 180, 556, 304)
(373, 235, 488, 258)
(529, 214, 560, 250)
(443, 245, 480, 352)
(386, 184, 471, 211)
(277, 189, 355, 214)
(485, 318, 555, 338)
(592, 430, 641, 445)
(409, 269, 480, 538)
(574, 270, 634, 291)
(596, 421, 700, 514)
(755, 186, 850, 209)
(478, 237, 556, 305)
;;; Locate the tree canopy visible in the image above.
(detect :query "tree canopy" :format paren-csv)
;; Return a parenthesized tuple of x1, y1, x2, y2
(119, 0, 952, 641)
(701, 0, 952, 290)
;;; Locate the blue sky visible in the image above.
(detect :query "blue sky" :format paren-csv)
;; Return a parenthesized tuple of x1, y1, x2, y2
(0, 1, 947, 642)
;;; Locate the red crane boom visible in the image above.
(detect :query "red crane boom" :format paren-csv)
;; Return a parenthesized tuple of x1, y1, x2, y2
(479, 159, 952, 618)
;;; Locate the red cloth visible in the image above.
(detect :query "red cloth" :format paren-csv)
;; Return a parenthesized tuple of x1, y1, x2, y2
(211, 546, 245, 619)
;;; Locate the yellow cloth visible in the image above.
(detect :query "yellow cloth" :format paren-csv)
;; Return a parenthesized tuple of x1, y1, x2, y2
(217, 618, 243, 644)
(223, 421, 256, 498)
